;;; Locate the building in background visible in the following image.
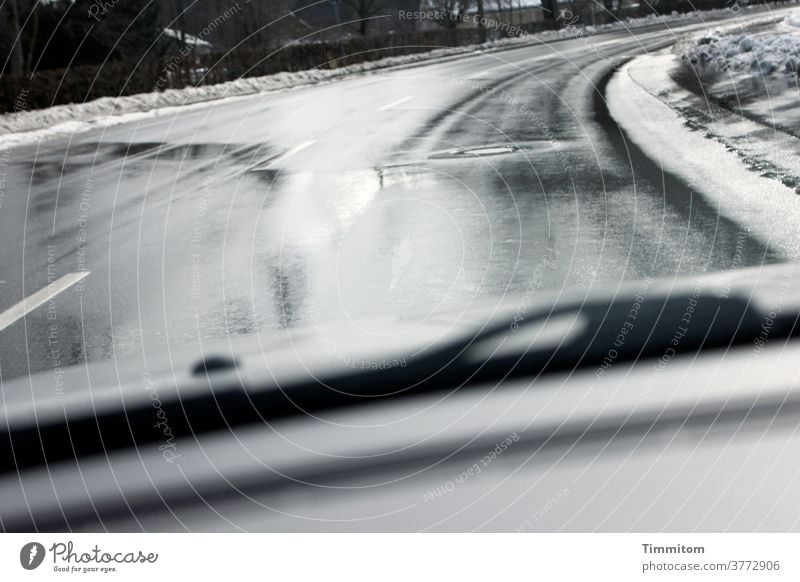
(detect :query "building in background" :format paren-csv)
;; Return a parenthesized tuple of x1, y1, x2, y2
(470, 0, 547, 35)
(163, 28, 214, 55)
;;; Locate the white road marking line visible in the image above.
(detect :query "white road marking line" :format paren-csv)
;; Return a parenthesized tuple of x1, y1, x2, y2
(0, 272, 90, 333)
(379, 96, 413, 111)
(249, 140, 316, 171)
(464, 56, 554, 80)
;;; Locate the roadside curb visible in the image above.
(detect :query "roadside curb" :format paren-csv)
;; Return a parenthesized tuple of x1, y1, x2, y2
(626, 50, 800, 193)
(606, 49, 800, 260)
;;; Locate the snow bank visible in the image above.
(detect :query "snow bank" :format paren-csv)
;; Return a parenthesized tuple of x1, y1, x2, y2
(682, 10, 800, 75)
(0, 49, 490, 147)
(608, 53, 800, 259)
(683, 30, 800, 74)
(782, 9, 800, 29)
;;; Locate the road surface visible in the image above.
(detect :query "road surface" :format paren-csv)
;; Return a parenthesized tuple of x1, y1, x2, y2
(0, 15, 783, 384)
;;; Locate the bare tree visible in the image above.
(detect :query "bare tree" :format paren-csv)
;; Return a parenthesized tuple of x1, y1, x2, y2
(174, 0, 187, 43)
(601, 0, 619, 22)
(342, 0, 387, 35)
(4, 0, 39, 76)
(488, 0, 512, 25)
(540, 0, 558, 24)
(476, 0, 485, 41)
(423, 0, 472, 29)
(239, 0, 292, 47)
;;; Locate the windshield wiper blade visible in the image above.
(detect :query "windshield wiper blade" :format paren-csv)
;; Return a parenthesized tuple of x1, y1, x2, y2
(2, 275, 798, 472)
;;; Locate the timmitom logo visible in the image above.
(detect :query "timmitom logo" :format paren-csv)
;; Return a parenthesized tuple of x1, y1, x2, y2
(20, 542, 46, 570)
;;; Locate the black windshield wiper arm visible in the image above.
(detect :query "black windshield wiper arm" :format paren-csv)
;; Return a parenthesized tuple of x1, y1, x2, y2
(2, 278, 798, 472)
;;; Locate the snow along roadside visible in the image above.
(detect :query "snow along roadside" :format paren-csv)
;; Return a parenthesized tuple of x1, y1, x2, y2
(607, 52, 800, 261)
(680, 9, 800, 75)
(676, 8, 800, 134)
(0, 7, 761, 148)
(0, 51, 477, 148)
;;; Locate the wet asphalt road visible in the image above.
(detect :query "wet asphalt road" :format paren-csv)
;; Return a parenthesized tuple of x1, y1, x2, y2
(0, 16, 783, 384)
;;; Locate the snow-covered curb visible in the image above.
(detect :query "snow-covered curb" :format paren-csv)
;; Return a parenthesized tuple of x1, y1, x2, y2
(0, 48, 491, 147)
(779, 7, 800, 31)
(607, 52, 800, 260)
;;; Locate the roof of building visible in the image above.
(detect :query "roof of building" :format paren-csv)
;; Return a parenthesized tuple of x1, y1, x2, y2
(163, 28, 213, 48)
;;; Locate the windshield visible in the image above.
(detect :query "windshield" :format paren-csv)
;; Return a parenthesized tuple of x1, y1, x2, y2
(8, 0, 800, 543)
(0, 3, 796, 382)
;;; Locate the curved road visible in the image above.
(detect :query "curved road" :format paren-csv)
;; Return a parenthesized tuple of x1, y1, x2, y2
(0, 14, 783, 384)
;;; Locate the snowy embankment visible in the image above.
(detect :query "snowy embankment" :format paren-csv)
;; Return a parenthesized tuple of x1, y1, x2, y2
(681, 13, 800, 75)
(607, 53, 800, 260)
(0, 8, 739, 146)
(605, 8, 800, 262)
(677, 9, 800, 135)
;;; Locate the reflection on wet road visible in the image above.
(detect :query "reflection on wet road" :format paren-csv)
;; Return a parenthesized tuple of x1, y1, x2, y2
(0, 21, 782, 382)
